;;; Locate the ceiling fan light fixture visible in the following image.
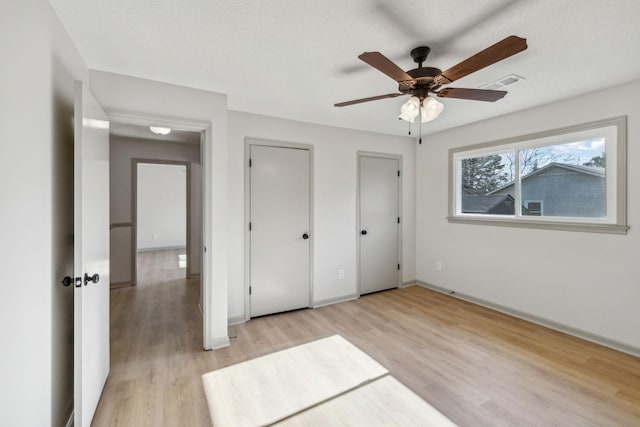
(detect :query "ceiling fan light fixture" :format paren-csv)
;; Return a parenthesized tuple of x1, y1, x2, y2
(149, 126, 172, 135)
(421, 96, 444, 122)
(399, 96, 421, 123)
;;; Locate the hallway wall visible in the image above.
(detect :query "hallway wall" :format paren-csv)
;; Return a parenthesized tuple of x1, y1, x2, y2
(137, 163, 188, 250)
(110, 136, 201, 285)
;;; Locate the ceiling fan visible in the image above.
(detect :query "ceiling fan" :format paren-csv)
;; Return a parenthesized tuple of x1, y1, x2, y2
(335, 36, 528, 122)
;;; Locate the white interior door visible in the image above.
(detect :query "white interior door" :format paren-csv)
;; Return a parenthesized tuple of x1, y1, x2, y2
(250, 145, 310, 317)
(74, 82, 110, 427)
(359, 155, 400, 295)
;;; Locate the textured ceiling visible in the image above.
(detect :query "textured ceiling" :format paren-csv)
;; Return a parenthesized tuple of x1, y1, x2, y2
(49, 0, 640, 137)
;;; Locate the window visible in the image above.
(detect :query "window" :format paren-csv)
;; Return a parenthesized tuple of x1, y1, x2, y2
(448, 117, 627, 234)
(524, 201, 542, 216)
(460, 151, 513, 216)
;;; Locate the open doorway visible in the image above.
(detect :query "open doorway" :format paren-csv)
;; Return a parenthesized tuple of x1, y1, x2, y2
(107, 121, 204, 339)
(135, 161, 189, 285)
(108, 122, 202, 287)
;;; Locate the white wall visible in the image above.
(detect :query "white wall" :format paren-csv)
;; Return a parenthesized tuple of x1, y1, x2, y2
(137, 163, 187, 250)
(227, 111, 416, 321)
(416, 79, 640, 353)
(0, 0, 87, 425)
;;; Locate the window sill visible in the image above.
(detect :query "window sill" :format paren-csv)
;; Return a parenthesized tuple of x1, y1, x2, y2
(447, 216, 629, 235)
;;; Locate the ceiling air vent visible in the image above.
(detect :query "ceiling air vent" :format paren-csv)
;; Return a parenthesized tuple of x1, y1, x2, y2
(480, 74, 525, 90)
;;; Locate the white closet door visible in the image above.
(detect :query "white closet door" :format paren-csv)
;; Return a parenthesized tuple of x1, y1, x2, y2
(250, 145, 310, 317)
(359, 155, 400, 295)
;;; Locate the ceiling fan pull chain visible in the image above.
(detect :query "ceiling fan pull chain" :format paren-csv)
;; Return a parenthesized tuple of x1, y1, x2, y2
(419, 110, 422, 144)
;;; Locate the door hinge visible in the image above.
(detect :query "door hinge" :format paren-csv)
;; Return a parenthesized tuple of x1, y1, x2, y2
(397, 170, 400, 177)
(249, 286, 252, 295)
(397, 217, 400, 224)
(398, 263, 401, 271)
(249, 158, 252, 167)
(249, 222, 252, 231)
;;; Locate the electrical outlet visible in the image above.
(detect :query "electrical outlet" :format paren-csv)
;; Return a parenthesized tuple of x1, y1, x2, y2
(338, 269, 345, 280)
(435, 261, 442, 272)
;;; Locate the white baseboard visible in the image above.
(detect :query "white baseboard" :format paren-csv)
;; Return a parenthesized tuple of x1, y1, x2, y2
(413, 280, 640, 358)
(312, 293, 359, 308)
(400, 280, 417, 288)
(208, 336, 231, 350)
(226, 294, 359, 329)
(226, 295, 359, 328)
(228, 315, 246, 326)
(138, 245, 186, 252)
(110, 281, 133, 289)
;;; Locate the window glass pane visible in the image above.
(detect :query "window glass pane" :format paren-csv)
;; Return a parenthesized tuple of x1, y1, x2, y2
(524, 201, 542, 216)
(460, 152, 513, 215)
(518, 140, 605, 218)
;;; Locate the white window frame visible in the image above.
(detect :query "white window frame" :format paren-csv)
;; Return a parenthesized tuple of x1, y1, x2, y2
(448, 116, 627, 234)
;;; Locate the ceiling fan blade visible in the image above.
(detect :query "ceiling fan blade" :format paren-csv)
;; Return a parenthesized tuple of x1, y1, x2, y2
(358, 52, 415, 83)
(433, 36, 527, 85)
(436, 87, 507, 102)
(334, 93, 404, 107)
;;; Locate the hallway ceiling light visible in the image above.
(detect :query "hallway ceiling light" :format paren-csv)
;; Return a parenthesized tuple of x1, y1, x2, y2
(149, 126, 172, 135)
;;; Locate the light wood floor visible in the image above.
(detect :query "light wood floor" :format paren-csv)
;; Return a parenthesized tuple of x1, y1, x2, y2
(93, 250, 640, 426)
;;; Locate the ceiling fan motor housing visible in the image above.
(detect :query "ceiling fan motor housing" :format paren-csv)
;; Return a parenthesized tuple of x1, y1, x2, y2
(401, 66, 443, 97)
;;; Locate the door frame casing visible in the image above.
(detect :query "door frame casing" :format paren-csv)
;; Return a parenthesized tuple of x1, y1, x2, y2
(131, 159, 192, 284)
(244, 138, 315, 321)
(356, 151, 403, 296)
(107, 111, 213, 349)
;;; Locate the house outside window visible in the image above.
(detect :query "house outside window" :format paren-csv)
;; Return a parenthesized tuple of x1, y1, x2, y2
(449, 117, 627, 234)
